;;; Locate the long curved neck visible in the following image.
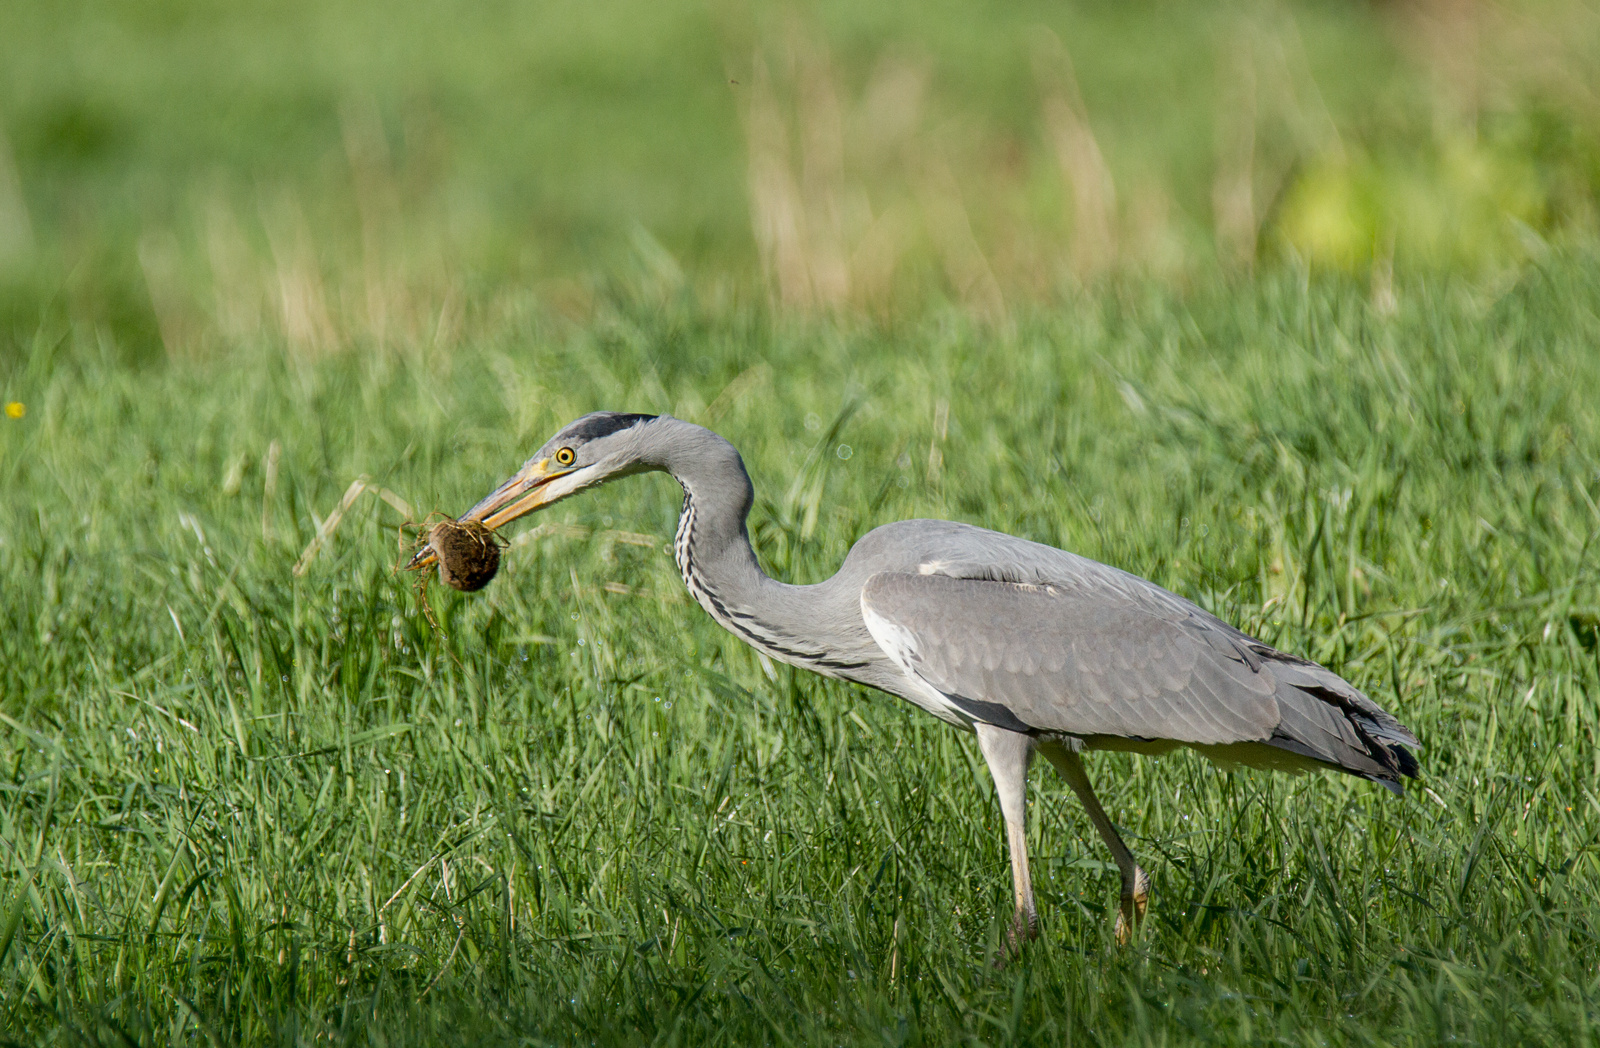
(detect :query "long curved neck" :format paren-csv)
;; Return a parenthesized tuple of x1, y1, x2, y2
(650, 422, 767, 611)
(639, 418, 871, 675)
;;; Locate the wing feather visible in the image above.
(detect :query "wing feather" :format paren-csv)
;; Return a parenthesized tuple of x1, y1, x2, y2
(858, 567, 1418, 785)
(860, 571, 1279, 745)
(846, 520, 1417, 787)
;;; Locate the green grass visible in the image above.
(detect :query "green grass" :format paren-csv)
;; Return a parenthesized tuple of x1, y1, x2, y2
(5, 258, 1600, 1044)
(4, 0, 1598, 353)
(4, 0, 1600, 1042)
(0, 0, 1393, 268)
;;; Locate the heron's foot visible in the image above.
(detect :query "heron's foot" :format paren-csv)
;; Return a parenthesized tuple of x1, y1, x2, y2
(1113, 869, 1150, 946)
(995, 908, 1039, 967)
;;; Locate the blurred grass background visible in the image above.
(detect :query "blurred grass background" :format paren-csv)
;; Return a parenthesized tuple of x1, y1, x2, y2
(4, 0, 1600, 1044)
(3, 0, 1598, 358)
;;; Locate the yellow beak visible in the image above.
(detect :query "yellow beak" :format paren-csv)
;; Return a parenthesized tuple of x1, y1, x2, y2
(405, 457, 567, 570)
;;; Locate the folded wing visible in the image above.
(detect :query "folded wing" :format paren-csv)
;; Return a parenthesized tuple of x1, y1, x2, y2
(859, 569, 1418, 788)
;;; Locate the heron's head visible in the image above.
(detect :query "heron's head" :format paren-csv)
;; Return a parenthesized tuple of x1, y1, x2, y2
(406, 411, 662, 570)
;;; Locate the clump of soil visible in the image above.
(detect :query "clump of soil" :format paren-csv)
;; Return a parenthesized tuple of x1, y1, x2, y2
(426, 519, 501, 592)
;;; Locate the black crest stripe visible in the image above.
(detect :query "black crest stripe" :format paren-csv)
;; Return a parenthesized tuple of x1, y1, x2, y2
(566, 412, 658, 442)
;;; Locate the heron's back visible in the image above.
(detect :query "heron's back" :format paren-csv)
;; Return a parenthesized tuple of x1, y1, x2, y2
(836, 519, 1419, 790)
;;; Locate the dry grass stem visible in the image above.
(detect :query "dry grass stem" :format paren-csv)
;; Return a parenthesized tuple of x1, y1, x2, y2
(1034, 33, 1118, 277)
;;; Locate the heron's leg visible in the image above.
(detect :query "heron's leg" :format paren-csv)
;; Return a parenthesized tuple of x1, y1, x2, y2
(974, 724, 1037, 949)
(1041, 743, 1149, 944)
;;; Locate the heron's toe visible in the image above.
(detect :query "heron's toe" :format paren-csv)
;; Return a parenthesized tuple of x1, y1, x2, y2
(1011, 908, 1039, 945)
(994, 909, 1038, 967)
(1115, 892, 1149, 945)
(1113, 868, 1152, 944)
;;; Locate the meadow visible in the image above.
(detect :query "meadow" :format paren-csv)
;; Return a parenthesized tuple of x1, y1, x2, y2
(5, 0, 1600, 1044)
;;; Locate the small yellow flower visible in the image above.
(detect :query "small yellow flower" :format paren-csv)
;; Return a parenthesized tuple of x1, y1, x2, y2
(3, 402, 23, 419)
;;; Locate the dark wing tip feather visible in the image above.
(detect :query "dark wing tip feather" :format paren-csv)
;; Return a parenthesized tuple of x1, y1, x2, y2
(1264, 668, 1422, 793)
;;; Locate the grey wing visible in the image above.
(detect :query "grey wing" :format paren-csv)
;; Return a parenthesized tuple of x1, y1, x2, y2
(858, 569, 1419, 785)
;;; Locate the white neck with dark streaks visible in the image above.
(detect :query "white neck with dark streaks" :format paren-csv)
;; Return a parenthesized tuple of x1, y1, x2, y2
(647, 420, 871, 677)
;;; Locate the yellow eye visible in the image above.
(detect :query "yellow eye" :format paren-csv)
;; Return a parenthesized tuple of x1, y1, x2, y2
(555, 447, 576, 466)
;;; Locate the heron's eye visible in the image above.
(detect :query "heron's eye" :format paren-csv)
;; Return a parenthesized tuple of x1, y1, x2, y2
(555, 447, 576, 466)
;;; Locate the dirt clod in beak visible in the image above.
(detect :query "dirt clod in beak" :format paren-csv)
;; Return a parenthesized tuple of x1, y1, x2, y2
(420, 519, 502, 592)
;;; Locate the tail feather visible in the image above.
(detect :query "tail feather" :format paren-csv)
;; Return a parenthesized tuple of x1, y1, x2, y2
(1267, 654, 1421, 748)
(1266, 673, 1420, 791)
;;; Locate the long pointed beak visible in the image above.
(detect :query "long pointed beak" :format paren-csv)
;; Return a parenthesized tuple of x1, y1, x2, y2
(404, 457, 567, 570)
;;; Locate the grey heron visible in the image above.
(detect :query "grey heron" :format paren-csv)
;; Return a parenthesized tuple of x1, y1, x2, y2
(408, 411, 1419, 946)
